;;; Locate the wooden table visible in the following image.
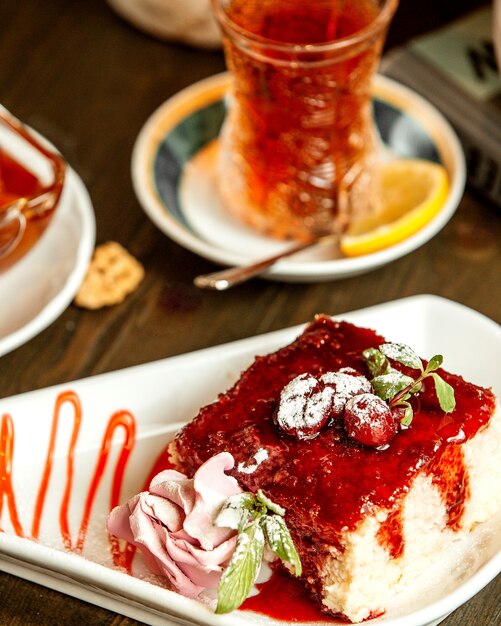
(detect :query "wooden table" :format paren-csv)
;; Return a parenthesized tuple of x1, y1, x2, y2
(0, 0, 499, 624)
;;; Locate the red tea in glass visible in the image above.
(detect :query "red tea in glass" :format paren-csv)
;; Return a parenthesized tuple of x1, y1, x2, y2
(212, 0, 399, 240)
(0, 107, 65, 271)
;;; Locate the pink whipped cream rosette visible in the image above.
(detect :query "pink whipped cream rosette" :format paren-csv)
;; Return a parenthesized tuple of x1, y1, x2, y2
(107, 452, 241, 598)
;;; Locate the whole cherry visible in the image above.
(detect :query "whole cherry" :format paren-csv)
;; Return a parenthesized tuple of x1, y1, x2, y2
(274, 373, 334, 440)
(343, 393, 398, 447)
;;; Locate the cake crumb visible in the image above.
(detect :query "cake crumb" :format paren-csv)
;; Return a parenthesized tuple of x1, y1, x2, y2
(74, 241, 144, 309)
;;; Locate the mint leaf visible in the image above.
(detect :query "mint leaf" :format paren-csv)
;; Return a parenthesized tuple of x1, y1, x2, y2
(215, 493, 256, 532)
(425, 354, 443, 374)
(363, 343, 456, 432)
(257, 489, 285, 516)
(371, 372, 415, 401)
(215, 524, 265, 614)
(261, 514, 302, 576)
(430, 373, 456, 413)
(363, 347, 389, 377)
(379, 343, 423, 371)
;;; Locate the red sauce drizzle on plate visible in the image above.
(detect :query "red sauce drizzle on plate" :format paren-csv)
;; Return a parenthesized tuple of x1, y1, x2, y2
(31, 391, 82, 543)
(79, 409, 135, 558)
(0, 413, 24, 536)
(0, 390, 136, 568)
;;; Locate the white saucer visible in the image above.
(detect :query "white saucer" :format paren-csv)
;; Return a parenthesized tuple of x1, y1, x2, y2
(132, 73, 465, 283)
(0, 167, 95, 357)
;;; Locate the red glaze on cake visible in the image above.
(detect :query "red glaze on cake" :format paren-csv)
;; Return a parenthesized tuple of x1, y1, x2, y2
(170, 315, 498, 621)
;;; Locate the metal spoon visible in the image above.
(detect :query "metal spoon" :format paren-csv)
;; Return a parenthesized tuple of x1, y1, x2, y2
(193, 233, 340, 290)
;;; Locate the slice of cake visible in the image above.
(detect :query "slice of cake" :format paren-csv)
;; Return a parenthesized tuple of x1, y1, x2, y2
(169, 315, 500, 622)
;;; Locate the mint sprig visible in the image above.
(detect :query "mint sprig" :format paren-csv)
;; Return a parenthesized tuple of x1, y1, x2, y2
(363, 343, 456, 426)
(216, 524, 265, 615)
(214, 489, 301, 614)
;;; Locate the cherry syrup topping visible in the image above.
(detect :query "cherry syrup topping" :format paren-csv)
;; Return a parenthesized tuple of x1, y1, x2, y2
(176, 317, 495, 539)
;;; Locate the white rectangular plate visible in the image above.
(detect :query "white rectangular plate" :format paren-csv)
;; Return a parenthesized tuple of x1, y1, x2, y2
(0, 295, 500, 626)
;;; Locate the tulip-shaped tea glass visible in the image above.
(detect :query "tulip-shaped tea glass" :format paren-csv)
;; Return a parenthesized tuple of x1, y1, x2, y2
(212, 0, 399, 240)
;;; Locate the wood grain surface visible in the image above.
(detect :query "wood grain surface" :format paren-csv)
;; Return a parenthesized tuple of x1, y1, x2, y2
(0, 1, 499, 624)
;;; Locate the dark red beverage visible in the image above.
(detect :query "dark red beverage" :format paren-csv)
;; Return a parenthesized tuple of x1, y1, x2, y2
(0, 110, 65, 271)
(212, 0, 398, 240)
(0, 150, 51, 271)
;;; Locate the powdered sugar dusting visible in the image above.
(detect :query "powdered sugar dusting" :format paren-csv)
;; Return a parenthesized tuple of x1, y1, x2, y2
(237, 448, 269, 474)
(345, 393, 389, 425)
(320, 369, 372, 414)
(255, 448, 268, 464)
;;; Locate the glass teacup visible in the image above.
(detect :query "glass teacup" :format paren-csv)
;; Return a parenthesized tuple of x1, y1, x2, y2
(0, 106, 66, 271)
(211, 0, 399, 240)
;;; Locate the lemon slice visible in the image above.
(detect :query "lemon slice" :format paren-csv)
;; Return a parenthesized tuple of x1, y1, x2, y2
(341, 159, 449, 257)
